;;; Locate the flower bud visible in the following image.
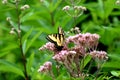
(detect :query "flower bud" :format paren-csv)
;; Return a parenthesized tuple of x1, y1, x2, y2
(20, 4, 30, 11)
(74, 6, 87, 11)
(62, 5, 70, 11)
(116, 0, 120, 5)
(6, 17, 11, 22)
(10, 28, 15, 35)
(2, 0, 7, 4)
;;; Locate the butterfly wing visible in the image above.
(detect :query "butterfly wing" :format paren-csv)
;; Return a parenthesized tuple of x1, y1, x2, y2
(46, 34, 63, 46)
(46, 27, 65, 50)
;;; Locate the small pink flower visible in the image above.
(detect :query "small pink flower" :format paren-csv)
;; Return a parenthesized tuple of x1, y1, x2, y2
(92, 33, 100, 40)
(52, 50, 77, 64)
(72, 46, 85, 56)
(39, 42, 55, 51)
(52, 50, 68, 63)
(38, 66, 45, 72)
(38, 61, 52, 73)
(44, 61, 52, 70)
(66, 33, 82, 45)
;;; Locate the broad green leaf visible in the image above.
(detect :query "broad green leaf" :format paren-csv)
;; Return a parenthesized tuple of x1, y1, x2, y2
(21, 11, 34, 23)
(100, 26, 119, 45)
(26, 52, 34, 75)
(108, 54, 120, 62)
(111, 71, 120, 77)
(22, 27, 33, 43)
(52, 0, 62, 12)
(103, 54, 120, 69)
(0, 51, 9, 57)
(84, 54, 92, 68)
(98, 0, 104, 19)
(0, 43, 18, 52)
(104, 0, 116, 19)
(25, 31, 41, 53)
(0, 59, 24, 78)
(103, 61, 120, 69)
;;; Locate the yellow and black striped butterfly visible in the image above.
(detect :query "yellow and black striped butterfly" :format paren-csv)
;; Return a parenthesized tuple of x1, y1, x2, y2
(46, 27, 64, 50)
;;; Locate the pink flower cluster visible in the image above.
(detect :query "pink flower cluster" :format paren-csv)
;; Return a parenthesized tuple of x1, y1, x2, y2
(39, 42, 55, 51)
(66, 33, 100, 49)
(53, 50, 76, 63)
(90, 50, 108, 60)
(39, 32, 108, 77)
(38, 61, 52, 72)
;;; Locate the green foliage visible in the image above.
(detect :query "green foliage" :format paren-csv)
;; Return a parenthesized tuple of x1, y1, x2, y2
(0, 0, 120, 80)
(0, 59, 24, 78)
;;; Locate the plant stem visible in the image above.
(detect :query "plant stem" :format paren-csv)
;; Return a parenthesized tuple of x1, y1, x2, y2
(94, 62, 104, 80)
(15, 1, 29, 80)
(49, 70, 55, 80)
(50, 12, 55, 26)
(71, 0, 77, 27)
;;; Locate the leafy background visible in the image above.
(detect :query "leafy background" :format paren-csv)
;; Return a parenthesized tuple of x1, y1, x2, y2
(0, 0, 120, 80)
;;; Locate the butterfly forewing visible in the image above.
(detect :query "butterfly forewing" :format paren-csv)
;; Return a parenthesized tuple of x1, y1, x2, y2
(46, 34, 57, 44)
(46, 27, 65, 50)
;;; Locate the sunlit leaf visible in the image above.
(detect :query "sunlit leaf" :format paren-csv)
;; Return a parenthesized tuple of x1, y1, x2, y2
(111, 71, 120, 77)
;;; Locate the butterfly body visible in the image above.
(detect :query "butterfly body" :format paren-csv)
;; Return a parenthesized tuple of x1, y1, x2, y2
(46, 27, 64, 50)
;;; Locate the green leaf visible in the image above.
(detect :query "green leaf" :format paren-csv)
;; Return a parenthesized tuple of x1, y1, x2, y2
(80, 54, 92, 70)
(22, 39, 27, 55)
(26, 52, 34, 75)
(103, 54, 120, 69)
(83, 54, 92, 68)
(56, 73, 67, 80)
(0, 52, 9, 57)
(108, 54, 120, 62)
(25, 31, 41, 53)
(96, 74, 106, 80)
(52, 0, 62, 12)
(21, 11, 35, 23)
(111, 71, 120, 77)
(104, 0, 116, 19)
(22, 27, 33, 43)
(0, 59, 25, 78)
(97, 0, 104, 19)
(31, 64, 41, 80)
(0, 43, 18, 52)
(103, 61, 120, 69)
(100, 27, 119, 45)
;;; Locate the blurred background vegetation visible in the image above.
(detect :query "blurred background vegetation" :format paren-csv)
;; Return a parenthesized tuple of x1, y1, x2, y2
(0, 0, 120, 80)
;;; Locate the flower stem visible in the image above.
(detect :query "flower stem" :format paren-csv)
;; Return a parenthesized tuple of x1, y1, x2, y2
(49, 70, 55, 80)
(50, 12, 55, 26)
(15, 1, 29, 80)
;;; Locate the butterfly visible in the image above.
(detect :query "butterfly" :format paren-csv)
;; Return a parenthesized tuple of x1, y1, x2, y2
(46, 27, 65, 50)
